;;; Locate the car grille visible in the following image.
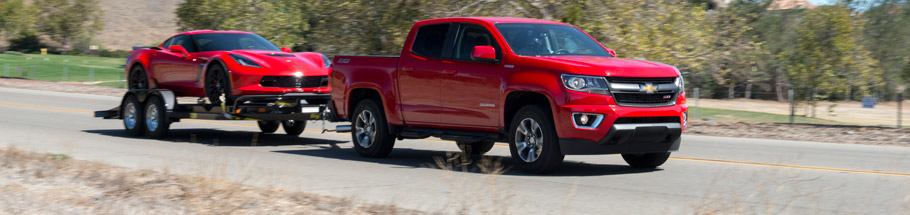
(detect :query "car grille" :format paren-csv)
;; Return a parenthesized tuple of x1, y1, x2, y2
(614, 116, 680, 124)
(607, 77, 679, 107)
(260, 76, 328, 88)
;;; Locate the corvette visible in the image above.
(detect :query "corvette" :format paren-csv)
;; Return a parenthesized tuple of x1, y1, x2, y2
(125, 30, 332, 105)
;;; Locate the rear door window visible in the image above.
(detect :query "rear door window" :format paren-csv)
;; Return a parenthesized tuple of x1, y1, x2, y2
(411, 23, 453, 59)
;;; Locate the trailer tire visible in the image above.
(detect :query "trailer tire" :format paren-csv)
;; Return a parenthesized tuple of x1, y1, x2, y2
(144, 96, 170, 139)
(282, 120, 306, 136)
(351, 99, 395, 158)
(122, 95, 145, 136)
(622, 152, 671, 168)
(257, 121, 280, 133)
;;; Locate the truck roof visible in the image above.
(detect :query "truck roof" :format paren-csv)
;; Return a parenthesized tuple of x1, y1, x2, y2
(417, 17, 570, 26)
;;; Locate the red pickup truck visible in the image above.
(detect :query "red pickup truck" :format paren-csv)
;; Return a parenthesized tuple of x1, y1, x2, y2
(330, 17, 687, 173)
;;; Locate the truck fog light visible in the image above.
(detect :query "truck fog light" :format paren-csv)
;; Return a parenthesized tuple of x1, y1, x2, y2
(572, 113, 604, 129)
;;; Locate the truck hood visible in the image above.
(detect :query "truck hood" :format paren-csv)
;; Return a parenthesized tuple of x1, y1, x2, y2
(230, 50, 328, 76)
(536, 56, 680, 77)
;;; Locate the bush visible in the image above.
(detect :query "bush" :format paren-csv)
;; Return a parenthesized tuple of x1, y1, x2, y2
(7, 34, 54, 54)
(99, 49, 130, 58)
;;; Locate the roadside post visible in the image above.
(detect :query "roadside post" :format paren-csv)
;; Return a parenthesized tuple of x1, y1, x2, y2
(788, 89, 795, 124)
(89, 68, 95, 82)
(899, 92, 903, 128)
(15, 67, 21, 78)
(62, 67, 68, 81)
(4, 64, 8, 77)
(694, 87, 701, 120)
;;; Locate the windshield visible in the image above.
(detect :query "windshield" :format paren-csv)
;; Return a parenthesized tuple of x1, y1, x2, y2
(496, 23, 611, 57)
(192, 33, 280, 52)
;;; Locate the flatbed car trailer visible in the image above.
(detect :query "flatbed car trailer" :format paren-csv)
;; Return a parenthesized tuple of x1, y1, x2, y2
(94, 89, 350, 138)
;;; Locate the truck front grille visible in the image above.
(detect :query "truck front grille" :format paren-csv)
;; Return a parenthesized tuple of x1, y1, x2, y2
(607, 77, 679, 107)
(260, 76, 328, 88)
(613, 93, 676, 104)
(607, 77, 676, 84)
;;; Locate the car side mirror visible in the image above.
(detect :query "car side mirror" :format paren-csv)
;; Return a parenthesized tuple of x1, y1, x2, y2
(169, 45, 191, 59)
(281, 47, 292, 53)
(606, 49, 616, 57)
(471, 45, 497, 63)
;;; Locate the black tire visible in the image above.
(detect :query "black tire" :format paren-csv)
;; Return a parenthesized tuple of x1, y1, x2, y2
(351, 99, 395, 158)
(281, 120, 306, 136)
(508, 105, 564, 173)
(622, 152, 671, 168)
(121, 95, 145, 136)
(457, 140, 495, 155)
(143, 96, 170, 139)
(205, 63, 235, 106)
(128, 66, 148, 90)
(257, 121, 280, 133)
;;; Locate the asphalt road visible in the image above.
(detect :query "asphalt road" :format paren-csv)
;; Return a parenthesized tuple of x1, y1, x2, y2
(1, 86, 909, 214)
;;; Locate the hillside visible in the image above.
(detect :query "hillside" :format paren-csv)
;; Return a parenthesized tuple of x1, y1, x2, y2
(95, 0, 181, 50)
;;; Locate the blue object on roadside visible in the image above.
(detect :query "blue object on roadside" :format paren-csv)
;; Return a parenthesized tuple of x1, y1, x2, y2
(861, 97, 877, 108)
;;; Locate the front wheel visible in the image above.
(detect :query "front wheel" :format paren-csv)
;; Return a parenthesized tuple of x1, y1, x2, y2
(205, 64, 235, 106)
(351, 99, 395, 158)
(282, 120, 306, 136)
(457, 140, 495, 155)
(508, 105, 564, 173)
(257, 121, 280, 133)
(622, 153, 671, 168)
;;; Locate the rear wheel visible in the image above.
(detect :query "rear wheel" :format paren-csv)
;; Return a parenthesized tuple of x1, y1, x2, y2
(622, 152, 671, 168)
(257, 121, 280, 133)
(205, 64, 234, 106)
(508, 105, 564, 173)
(144, 96, 170, 139)
(128, 66, 148, 90)
(122, 95, 145, 136)
(457, 140, 495, 155)
(282, 120, 306, 136)
(351, 99, 395, 158)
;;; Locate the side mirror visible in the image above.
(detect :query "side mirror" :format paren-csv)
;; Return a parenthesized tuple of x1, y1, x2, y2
(471, 45, 497, 62)
(606, 49, 616, 57)
(168, 45, 191, 59)
(281, 47, 292, 53)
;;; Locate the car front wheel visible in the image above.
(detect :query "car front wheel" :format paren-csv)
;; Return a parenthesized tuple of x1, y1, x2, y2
(508, 105, 564, 173)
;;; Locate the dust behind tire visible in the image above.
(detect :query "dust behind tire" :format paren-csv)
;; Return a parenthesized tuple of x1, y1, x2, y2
(282, 120, 306, 136)
(457, 140, 495, 155)
(257, 121, 280, 133)
(122, 95, 145, 136)
(508, 105, 564, 174)
(621, 152, 671, 168)
(143, 96, 170, 139)
(351, 99, 395, 158)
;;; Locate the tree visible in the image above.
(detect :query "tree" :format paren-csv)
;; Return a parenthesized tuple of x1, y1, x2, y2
(0, 0, 36, 50)
(35, 0, 103, 53)
(780, 5, 881, 117)
(862, 0, 910, 100)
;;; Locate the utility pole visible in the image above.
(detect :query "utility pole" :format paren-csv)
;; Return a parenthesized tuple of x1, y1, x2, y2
(899, 92, 903, 128)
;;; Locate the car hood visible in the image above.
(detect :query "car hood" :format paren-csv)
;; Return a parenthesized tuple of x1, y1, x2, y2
(535, 56, 680, 77)
(230, 50, 328, 76)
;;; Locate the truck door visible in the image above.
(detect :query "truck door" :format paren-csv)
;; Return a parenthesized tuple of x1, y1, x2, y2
(441, 23, 502, 128)
(397, 23, 456, 124)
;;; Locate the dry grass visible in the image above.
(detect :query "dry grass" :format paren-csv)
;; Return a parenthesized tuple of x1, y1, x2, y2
(0, 147, 421, 215)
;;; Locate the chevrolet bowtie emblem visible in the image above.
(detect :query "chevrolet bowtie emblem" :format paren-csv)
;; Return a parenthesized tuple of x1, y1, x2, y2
(641, 83, 657, 94)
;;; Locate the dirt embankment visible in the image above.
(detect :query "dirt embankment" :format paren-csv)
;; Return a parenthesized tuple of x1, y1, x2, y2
(0, 147, 420, 215)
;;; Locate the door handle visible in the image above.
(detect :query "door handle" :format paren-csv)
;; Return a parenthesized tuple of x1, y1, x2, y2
(442, 69, 457, 75)
(403, 66, 415, 72)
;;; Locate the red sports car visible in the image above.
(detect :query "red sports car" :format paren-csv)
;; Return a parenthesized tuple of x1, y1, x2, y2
(125, 30, 332, 105)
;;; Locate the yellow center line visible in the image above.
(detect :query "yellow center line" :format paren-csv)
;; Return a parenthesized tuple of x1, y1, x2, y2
(2, 101, 909, 177)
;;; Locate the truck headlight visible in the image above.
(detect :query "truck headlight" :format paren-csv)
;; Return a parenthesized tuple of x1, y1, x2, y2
(561, 74, 609, 95)
(229, 54, 261, 68)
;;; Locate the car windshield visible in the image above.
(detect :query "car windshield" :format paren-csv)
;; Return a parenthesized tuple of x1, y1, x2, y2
(495, 23, 611, 57)
(192, 33, 280, 52)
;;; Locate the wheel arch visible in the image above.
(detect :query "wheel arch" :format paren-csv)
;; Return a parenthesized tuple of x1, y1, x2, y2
(503, 91, 556, 132)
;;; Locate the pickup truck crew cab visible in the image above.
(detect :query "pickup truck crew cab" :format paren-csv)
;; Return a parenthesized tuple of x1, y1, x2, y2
(330, 17, 688, 173)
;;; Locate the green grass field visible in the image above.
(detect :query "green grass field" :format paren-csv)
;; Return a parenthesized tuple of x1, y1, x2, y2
(692, 107, 847, 125)
(0, 53, 126, 83)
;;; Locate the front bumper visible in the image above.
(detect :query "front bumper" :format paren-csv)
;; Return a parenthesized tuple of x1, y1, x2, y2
(559, 123, 681, 155)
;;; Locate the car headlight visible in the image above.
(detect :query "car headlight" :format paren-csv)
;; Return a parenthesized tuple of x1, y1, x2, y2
(561, 74, 609, 95)
(321, 54, 332, 68)
(675, 75, 684, 93)
(229, 54, 261, 68)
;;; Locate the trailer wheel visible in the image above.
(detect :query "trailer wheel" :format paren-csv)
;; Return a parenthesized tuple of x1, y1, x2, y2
(508, 105, 564, 173)
(622, 152, 671, 168)
(457, 140, 495, 155)
(351, 99, 395, 158)
(257, 121, 280, 133)
(281, 120, 306, 136)
(122, 95, 145, 136)
(144, 96, 170, 139)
